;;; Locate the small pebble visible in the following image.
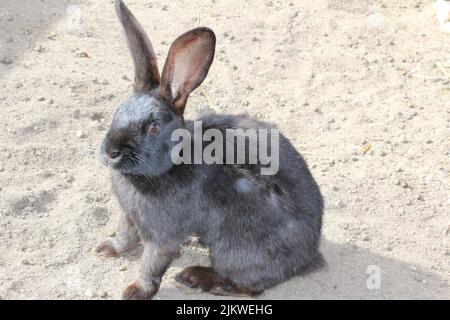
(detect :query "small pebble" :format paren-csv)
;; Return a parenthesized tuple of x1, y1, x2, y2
(118, 265, 127, 272)
(85, 289, 95, 298)
(335, 200, 345, 209)
(33, 45, 43, 53)
(99, 291, 108, 298)
(76, 130, 85, 138)
(47, 32, 56, 40)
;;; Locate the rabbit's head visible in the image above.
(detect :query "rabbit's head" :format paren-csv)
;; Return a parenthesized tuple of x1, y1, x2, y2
(100, 0, 215, 176)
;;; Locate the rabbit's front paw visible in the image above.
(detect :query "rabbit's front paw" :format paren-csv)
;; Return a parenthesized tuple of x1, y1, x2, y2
(95, 240, 118, 258)
(122, 282, 156, 300)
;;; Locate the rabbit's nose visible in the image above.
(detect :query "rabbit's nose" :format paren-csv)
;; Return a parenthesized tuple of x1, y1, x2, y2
(105, 149, 122, 162)
(108, 150, 121, 159)
(104, 141, 122, 161)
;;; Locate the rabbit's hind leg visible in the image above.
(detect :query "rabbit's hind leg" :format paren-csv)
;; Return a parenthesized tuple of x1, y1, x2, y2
(175, 266, 263, 297)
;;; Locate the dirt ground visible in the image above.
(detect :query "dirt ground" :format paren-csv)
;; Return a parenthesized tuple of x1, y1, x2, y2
(0, 0, 449, 300)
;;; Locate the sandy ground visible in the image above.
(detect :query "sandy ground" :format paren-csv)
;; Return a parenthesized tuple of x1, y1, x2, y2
(0, 0, 449, 300)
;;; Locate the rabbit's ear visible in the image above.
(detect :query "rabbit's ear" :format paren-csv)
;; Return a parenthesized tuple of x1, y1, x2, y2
(115, 0, 160, 91)
(160, 27, 216, 116)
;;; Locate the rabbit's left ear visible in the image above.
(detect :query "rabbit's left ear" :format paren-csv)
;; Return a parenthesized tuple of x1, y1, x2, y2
(160, 27, 216, 116)
(115, 0, 160, 92)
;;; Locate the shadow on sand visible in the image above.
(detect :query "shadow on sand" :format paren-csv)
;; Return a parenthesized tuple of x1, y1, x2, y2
(148, 238, 449, 299)
(0, 0, 79, 79)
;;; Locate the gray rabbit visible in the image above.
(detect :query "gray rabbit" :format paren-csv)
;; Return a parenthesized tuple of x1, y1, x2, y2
(96, 0, 325, 299)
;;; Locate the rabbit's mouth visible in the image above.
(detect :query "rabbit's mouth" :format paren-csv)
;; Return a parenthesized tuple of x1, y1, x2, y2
(99, 138, 146, 174)
(99, 138, 125, 169)
(100, 153, 139, 174)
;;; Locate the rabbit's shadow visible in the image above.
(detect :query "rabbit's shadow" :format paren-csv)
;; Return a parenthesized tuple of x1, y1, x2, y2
(145, 238, 449, 300)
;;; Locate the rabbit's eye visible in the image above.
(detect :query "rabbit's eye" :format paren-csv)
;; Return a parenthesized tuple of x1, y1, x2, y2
(147, 121, 159, 134)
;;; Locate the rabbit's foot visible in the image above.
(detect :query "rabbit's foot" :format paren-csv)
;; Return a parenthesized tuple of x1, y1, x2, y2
(95, 240, 119, 258)
(175, 266, 218, 291)
(175, 266, 263, 297)
(95, 238, 140, 258)
(122, 282, 156, 300)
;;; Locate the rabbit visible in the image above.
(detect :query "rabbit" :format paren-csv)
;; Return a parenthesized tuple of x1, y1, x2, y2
(96, 0, 325, 300)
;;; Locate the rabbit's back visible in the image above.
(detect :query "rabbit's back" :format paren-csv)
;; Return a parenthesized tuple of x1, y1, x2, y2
(193, 114, 325, 288)
(196, 113, 324, 222)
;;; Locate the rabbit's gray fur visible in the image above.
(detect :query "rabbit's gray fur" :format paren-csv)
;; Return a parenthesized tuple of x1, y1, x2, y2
(97, 0, 324, 299)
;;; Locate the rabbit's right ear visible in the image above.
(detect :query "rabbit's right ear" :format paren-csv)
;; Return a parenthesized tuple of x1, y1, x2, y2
(115, 0, 160, 91)
(160, 28, 216, 116)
